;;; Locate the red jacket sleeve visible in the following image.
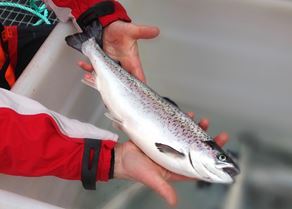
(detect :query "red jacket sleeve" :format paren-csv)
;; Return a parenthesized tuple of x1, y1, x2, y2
(44, 0, 131, 27)
(0, 88, 117, 182)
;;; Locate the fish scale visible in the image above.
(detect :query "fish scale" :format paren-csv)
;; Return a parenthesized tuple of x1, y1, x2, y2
(94, 53, 210, 144)
(65, 23, 240, 183)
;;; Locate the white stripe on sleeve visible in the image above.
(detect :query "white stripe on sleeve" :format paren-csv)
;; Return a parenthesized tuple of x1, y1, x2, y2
(0, 88, 118, 141)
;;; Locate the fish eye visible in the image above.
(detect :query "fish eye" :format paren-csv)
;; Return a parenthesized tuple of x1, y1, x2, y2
(217, 154, 227, 162)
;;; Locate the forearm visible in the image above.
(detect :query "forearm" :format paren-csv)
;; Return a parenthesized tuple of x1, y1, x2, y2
(0, 88, 117, 186)
(43, 0, 131, 27)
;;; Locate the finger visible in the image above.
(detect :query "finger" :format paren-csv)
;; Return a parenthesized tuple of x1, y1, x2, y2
(214, 132, 229, 147)
(120, 56, 146, 82)
(145, 175, 177, 206)
(186, 112, 195, 120)
(198, 118, 209, 131)
(78, 61, 94, 72)
(131, 25, 160, 40)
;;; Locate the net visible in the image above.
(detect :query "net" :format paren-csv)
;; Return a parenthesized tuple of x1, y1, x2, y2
(0, 0, 58, 26)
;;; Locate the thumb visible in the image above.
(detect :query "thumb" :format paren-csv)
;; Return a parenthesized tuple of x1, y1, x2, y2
(131, 24, 160, 40)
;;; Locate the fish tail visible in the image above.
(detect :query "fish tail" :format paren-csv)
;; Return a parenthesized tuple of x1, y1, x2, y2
(65, 21, 102, 52)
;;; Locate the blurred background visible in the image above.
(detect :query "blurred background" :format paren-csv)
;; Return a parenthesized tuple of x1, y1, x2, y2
(1, 0, 292, 208)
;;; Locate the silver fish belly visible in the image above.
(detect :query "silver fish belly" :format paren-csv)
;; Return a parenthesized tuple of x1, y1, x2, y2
(65, 29, 239, 184)
(83, 39, 214, 177)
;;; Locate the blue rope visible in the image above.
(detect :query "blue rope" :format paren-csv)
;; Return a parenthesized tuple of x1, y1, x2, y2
(0, 1, 51, 26)
(29, 0, 50, 25)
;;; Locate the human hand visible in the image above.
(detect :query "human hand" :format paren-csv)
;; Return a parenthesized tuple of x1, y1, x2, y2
(113, 113, 229, 206)
(79, 20, 160, 82)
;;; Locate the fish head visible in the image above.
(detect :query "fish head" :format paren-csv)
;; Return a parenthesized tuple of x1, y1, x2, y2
(189, 140, 240, 183)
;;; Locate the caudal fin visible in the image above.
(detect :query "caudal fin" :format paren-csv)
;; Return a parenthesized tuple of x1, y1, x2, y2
(65, 21, 103, 52)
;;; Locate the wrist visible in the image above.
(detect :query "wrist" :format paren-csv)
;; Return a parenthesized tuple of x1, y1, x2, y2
(113, 143, 124, 179)
(96, 140, 117, 181)
(98, 1, 131, 27)
(81, 139, 116, 190)
(77, 1, 131, 30)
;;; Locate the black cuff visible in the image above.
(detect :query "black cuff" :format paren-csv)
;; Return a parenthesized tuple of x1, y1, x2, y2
(109, 148, 115, 179)
(77, 1, 115, 30)
(81, 138, 101, 190)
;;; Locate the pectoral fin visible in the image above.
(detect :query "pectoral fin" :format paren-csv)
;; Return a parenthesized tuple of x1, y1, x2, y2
(155, 143, 185, 158)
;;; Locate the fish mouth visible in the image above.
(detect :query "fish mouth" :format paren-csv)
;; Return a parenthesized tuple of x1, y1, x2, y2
(223, 167, 240, 179)
(199, 163, 237, 183)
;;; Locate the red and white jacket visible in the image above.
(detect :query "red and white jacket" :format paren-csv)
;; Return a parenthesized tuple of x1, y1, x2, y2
(0, 0, 130, 186)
